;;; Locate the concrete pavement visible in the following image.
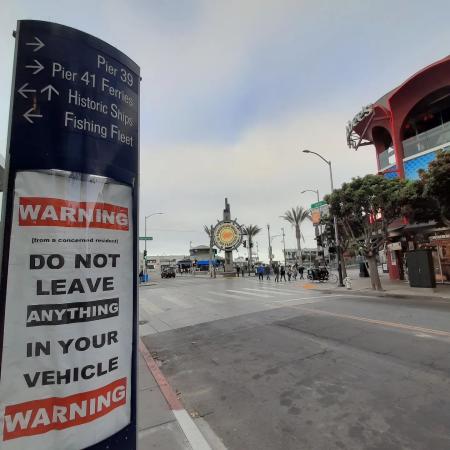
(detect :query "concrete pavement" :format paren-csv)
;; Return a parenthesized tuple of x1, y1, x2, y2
(140, 274, 450, 449)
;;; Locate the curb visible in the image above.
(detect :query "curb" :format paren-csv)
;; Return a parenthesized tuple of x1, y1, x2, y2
(312, 287, 450, 302)
(138, 339, 212, 450)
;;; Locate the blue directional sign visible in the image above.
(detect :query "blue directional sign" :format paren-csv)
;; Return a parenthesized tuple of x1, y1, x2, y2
(0, 21, 139, 450)
(8, 20, 139, 184)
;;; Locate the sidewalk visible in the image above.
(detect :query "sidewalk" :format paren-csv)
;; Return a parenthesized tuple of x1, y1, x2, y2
(312, 268, 450, 300)
(138, 340, 214, 450)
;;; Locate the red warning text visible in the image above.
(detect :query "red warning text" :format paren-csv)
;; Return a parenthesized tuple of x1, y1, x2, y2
(18, 197, 129, 231)
(3, 377, 126, 441)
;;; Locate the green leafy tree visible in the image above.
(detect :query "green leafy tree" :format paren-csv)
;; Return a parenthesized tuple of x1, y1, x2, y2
(242, 225, 261, 269)
(327, 175, 407, 291)
(280, 206, 311, 263)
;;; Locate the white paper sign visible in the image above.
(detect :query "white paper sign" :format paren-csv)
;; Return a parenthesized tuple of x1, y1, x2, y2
(0, 170, 133, 449)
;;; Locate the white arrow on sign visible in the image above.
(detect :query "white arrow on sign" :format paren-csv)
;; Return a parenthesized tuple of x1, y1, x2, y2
(17, 83, 36, 99)
(41, 85, 59, 101)
(23, 107, 43, 124)
(25, 59, 44, 75)
(25, 36, 45, 52)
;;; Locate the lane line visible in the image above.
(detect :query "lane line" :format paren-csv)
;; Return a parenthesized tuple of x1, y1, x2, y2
(295, 306, 450, 337)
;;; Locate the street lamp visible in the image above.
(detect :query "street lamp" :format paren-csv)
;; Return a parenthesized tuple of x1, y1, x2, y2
(144, 212, 164, 256)
(301, 189, 320, 203)
(302, 149, 344, 287)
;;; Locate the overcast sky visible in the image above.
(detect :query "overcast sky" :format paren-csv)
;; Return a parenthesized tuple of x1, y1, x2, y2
(1, 0, 450, 261)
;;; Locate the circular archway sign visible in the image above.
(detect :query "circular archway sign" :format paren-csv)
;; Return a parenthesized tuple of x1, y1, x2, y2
(213, 220, 243, 250)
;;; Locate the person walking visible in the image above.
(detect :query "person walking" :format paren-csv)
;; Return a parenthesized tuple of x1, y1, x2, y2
(292, 265, 298, 281)
(264, 264, 271, 280)
(287, 266, 292, 282)
(258, 265, 264, 281)
(274, 265, 280, 282)
(280, 265, 287, 282)
(236, 266, 241, 277)
(299, 264, 304, 279)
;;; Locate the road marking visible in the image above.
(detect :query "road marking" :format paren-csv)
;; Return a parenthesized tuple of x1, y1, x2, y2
(226, 289, 273, 298)
(208, 291, 255, 301)
(295, 306, 450, 337)
(243, 288, 293, 296)
(273, 294, 343, 303)
(254, 286, 301, 294)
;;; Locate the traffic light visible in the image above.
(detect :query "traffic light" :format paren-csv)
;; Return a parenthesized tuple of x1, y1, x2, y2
(325, 224, 334, 244)
(243, 240, 247, 248)
(143, 249, 147, 260)
(250, 242, 253, 248)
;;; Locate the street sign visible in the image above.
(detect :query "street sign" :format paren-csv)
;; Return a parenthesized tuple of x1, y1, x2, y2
(0, 21, 139, 450)
(139, 236, 153, 241)
(310, 200, 327, 209)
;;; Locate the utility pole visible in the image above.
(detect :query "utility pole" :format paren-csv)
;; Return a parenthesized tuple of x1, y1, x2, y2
(281, 227, 286, 267)
(209, 225, 216, 278)
(302, 149, 344, 286)
(267, 224, 272, 267)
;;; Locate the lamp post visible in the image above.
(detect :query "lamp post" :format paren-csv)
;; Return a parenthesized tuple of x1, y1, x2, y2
(281, 227, 287, 267)
(302, 149, 344, 287)
(144, 212, 164, 257)
(301, 189, 320, 203)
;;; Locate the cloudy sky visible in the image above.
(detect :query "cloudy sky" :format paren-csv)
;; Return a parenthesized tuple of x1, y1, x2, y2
(1, 0, 450, 261)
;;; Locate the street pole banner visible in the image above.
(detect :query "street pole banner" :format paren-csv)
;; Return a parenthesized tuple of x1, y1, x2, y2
(0, 21, 139, 449)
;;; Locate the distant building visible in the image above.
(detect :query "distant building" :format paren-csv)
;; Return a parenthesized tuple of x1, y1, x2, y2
(284, 248, 318, 266)
(141, 254, 187, 272)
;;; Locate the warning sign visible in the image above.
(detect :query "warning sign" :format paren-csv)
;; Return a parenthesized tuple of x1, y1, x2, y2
(0, 171, 133, 449)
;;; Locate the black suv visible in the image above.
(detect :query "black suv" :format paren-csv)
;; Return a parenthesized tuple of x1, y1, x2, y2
(161, 267, 176, 278)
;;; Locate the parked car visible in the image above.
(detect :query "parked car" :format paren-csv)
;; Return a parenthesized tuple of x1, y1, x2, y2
(161, 267, 176, 278)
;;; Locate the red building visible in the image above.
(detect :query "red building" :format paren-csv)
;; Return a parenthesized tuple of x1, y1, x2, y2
(346, 55, 450, 282)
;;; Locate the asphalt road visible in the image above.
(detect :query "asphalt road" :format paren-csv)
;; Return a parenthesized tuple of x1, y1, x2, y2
(140, 274, 450, 450)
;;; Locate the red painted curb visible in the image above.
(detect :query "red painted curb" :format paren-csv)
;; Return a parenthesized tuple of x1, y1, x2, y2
(139, 338, 183, 411)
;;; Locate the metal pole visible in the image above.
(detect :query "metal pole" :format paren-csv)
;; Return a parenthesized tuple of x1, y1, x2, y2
(328, 161, 344, 287)
(281, 227, 286, 267)
(267, 224, 272, 267)
(209, 225, 214, 277)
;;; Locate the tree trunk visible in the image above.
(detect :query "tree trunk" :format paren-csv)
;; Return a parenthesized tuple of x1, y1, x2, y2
(366, 255, 382, 291)
(341, 252, 347, 279)
(295, 225, 302, 263)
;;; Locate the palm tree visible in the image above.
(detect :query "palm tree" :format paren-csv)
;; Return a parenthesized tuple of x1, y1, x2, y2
(203, 225, 211, 237)
(280, 207, 311, 263)
(242, 224, 261, 269)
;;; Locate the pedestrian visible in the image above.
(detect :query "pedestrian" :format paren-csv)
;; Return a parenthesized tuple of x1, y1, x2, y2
(236, 266, 241, 277)
(258, 265, 264, 281)
(287, 266, 292, 282)
(274, 265, 280, 282)
(292, 266, 298, 281)
(264, 264, 271, 280)
(299, 265, 304, 279)
(280, 265, 287, 282)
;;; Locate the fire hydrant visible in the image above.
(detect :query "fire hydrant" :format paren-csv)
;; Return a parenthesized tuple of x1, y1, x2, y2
(344, 276, 352, 290)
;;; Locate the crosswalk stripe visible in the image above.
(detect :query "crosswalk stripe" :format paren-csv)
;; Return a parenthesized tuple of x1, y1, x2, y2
(207, 291, 252, 300)
(243, 288, 293, 296)
(226, 289, 272, 298)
